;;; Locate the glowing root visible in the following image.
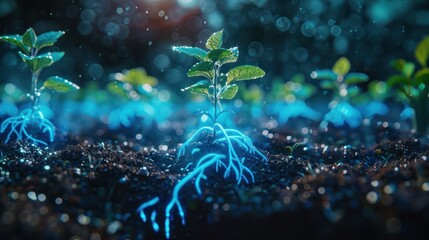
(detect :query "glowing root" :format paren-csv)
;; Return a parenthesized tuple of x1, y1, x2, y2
(0, 109, 55, 145)
(138, 124, 267, 239)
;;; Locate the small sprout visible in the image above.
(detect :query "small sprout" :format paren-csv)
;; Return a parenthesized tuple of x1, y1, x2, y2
(285, 142, 303, 158)
(312, 57, 367, 128)
(0, 28, 79, 145)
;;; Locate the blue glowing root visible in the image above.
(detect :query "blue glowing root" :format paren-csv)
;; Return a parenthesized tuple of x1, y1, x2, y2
(0, 109, 55, 145)
(138, 124, 267, 239)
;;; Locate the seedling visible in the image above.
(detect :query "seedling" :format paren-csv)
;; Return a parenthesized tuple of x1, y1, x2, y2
(107, 67, 167, 129)
(268, 74, 320, 124)
(354, 80, 390, 119)
(137, 30, 267, 239)
(311, 57, 368, 128)
(285, 141, 304, 158)
(387, 36, 429, 135)
(0, 28, 79, 145)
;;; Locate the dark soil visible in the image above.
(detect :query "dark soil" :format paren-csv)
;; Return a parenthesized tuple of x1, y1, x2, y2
(1, 127, 429, 240)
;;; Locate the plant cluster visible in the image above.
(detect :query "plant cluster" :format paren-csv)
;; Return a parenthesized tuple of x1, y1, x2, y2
(0, 28, 79, 145)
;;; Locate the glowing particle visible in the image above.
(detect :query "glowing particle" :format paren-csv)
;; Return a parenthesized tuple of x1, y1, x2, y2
(37, 193, 46, 202)
(60, 214, 69, 222)
(422, 182, 429, 191)
(27, 191, 37, 201)
(276, 17, 291, 32)
(55, 197, 63, 205)
(366, 191, 378, 204)
(77, 214, 90, 225)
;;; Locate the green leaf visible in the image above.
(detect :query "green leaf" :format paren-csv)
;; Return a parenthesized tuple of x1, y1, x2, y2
(402, 62, 415, 78)
(187, 61, 214, 79)
(415, 36, 429, 67)
(206, 30, 223, 50)
(117, 68, 157, 87)
(43, 76, 79, 92)
(344, 72, 369, 85)
(172, 46, 208, 61)
(392, 59, 406, 72)
(47, 51, 65, 63)
(226, 65, 265, 84)
(332, 57, 350, 76)
(19, 51, 53, 72)
(346, 86, 361, 98)
(414, 68, 429, 86)
(291, 73, 305, 83)
(181, 80, 211, 96)
(310, 69, 337, 81)
(319, 80, 336, 89)
(368, 81, 389, 100)
(387, 74, 410, 87)
(22, 28, 37, 49)
(206, 47, 238, 65)
(391, 59, 415, 77)
(35, 30, 65, 50)
(414, 68, 429, 79)
(0, 35, 29, 54)
(220, 84, 238, 99)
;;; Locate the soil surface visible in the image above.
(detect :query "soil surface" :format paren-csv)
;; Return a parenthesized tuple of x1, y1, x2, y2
(1, 125, 429, 240)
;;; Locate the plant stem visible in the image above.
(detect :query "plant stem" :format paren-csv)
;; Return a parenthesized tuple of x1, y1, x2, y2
(30, 47, 41, 114)
(31, 72, 41, 112)
(412, 94, 429, 135)
(213, 64, 220, 124)
(212, 64, 221, 138)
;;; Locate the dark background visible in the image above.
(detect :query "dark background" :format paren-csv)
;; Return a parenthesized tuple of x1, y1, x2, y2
(1, 0, 429, 94)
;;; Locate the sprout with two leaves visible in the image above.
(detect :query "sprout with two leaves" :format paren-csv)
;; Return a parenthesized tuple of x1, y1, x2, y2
(311, 57, 368, 129)
(137, 30, 267, 239)
(268, 74, 321, 124)
(0, 28, 79, 145)
(387, 36, 429, 135)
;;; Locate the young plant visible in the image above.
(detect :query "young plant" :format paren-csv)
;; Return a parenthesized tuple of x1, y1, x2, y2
(267, 74, 320, 124)
(353, 80, 390, 119)
(387, 35, 429, 135)
(137, 30, 267, 239)
(311, 57, 368, 128)
(107, 67, 170, 129)
(0, 28, 79, 145)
